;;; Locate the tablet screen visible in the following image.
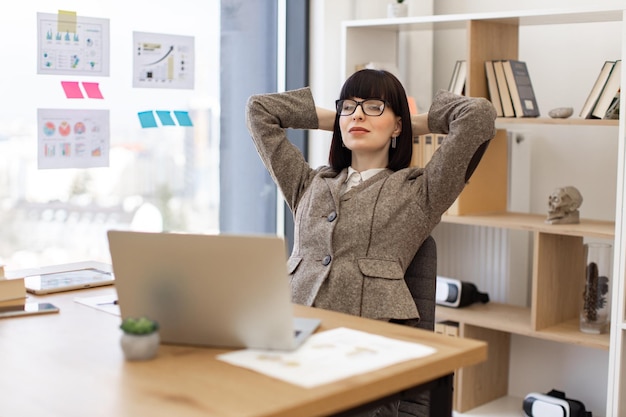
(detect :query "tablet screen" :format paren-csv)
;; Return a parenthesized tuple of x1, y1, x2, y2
(25, 268, 113, 293)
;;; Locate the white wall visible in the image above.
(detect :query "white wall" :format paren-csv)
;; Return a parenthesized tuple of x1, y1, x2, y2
(308, 0, 433, 168)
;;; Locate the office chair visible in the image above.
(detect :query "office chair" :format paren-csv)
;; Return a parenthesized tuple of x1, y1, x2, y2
(393, 235, 438, 417)
(393, 133, 489, 417)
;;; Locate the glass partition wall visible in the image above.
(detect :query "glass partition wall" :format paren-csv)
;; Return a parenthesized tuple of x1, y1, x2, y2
(0, 0, 305, 268)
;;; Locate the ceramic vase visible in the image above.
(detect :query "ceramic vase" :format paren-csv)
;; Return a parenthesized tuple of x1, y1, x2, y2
(120, 331, 160, 361)
(387, 3, 408, 18)
(580, 242, 612, 334)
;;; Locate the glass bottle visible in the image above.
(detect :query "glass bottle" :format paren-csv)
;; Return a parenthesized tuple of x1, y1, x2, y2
(580, 242, 612, 334)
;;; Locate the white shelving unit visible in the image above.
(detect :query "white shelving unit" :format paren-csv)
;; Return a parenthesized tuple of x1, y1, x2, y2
(341, 6, 626, 416)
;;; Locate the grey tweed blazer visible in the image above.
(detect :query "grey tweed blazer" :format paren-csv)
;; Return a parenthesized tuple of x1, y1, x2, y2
(246, 87, 496, 320)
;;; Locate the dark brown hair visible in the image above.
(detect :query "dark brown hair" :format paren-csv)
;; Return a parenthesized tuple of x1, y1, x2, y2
(328, 69, 413, 171)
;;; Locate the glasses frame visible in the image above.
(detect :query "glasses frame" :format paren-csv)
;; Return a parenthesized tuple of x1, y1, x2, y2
(335, 98, 387, 117)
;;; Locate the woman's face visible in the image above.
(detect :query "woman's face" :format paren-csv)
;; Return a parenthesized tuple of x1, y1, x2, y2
(338, 97, 402, 157)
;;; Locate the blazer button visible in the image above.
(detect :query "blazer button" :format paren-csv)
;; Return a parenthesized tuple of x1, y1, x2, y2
(322, 255, 332, 266)
(327, 211, 337, 222)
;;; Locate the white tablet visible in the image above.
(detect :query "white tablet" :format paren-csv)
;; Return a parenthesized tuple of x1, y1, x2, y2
(8, 261, 114, 295)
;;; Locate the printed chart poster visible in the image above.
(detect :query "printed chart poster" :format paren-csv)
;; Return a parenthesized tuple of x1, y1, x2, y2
(37, 109, 110, 169)
(133, 32, 195, 89)
(37, 12, 110, 76)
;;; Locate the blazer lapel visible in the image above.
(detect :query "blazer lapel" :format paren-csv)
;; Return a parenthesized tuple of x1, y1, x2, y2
(323, 168, 348, 206)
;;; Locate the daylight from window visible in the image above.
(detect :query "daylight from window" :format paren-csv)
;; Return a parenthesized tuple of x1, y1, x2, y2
(0, 2, 220, 268)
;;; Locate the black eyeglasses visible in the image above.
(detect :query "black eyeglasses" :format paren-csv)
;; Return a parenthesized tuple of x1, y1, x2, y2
(335, 98, 387, 116)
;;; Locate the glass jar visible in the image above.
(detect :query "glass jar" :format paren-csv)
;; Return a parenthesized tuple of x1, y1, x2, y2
(580, 242, 612, 334)
(387, 2, 408, 18)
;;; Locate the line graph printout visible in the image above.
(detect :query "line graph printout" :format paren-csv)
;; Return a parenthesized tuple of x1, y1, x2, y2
(133, 32, 195, 89)
(37, 12, 110, 76)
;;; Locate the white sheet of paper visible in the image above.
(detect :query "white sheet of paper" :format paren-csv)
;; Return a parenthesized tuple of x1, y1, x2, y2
(37, 108, 110, 169)
(217, 327, 437, 388)
(74, 294, 120, 316)
(132, 31, 195, 89)
(37, 12, 110, 76)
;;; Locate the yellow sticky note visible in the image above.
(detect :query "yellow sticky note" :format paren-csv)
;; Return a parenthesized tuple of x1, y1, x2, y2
(58, 10, 77, 34)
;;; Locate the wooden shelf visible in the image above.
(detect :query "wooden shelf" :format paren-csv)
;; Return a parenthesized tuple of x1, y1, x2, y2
(436, 304, 609, 350)
(342, 5, 625, 414)
(496, 117, 619, 127)
(343, 8, 625, 31)
(441, 212, 615, 239)
(437, 303, 531, 334)
(538, 319, 610, 350)
(452, 396, 524, 417)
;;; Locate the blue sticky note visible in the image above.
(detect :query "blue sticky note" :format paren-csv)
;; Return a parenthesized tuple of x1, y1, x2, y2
(138, 111, 158, 128)
(155, 110, 176, 126)
(173, 110, 193, 127)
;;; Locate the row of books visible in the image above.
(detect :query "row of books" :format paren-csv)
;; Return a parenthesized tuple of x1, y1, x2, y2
(364, 58, 619, 121)
(434, 320, 460, 337)
(485, 59, 540, 118)
(410, 134, 446, 168)
(579, 60, 621, 120)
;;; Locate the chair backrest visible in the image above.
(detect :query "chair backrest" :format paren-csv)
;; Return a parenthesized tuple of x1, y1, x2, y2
(403, 235, 437, 330)
(399, 236, 437, 417)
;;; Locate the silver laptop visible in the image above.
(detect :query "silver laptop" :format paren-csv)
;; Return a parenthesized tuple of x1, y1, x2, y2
(107, 230, 320, 351)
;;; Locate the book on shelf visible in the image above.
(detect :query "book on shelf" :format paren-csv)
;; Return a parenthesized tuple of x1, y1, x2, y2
(579, 60, 616, 119)
(492, 60, 515, 117)
(485, 60, 503, 117)
(422, 134, 436, 165)
(435, 320, 460, 337)
(447, 61, 459, 91)
(410, 134, 445, 167)
(448, 60, 466, 96)
(604, 90, 620, 120)
(502, 60, 540, 117)
(591, 60, 622, 119)
(410, 135, 423, 167)
(435, 134, 444, 152)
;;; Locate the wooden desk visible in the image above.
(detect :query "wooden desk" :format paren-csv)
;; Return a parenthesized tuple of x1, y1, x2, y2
(0, 288, 486, 417)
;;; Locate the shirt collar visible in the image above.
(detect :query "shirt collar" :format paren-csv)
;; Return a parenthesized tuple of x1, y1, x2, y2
(346, 166, 386, 183)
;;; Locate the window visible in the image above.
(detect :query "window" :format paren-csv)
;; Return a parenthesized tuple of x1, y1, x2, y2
(0, 2, 220, 268)
(0, 1, 306, 269)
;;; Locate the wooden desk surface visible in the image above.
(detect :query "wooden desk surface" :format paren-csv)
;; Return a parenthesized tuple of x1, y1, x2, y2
(0, 288, 486, 417)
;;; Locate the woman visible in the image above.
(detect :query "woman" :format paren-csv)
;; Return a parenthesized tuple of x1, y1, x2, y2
(247, 69, 495, 417)
(247, 69, 496, 323)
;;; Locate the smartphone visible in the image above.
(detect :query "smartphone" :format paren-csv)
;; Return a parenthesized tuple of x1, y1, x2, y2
(0, 302, 60, 318)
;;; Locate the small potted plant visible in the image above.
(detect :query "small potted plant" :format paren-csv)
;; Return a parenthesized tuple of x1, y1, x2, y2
(119, 317, 160, 361)
(388, 0, 408, 18)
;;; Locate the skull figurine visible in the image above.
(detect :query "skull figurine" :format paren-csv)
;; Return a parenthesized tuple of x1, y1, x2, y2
(546, 186, 583, 224)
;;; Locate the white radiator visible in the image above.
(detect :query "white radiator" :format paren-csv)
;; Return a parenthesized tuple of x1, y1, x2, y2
(432, 131, 531, 306)
(432, 224, 531, 305)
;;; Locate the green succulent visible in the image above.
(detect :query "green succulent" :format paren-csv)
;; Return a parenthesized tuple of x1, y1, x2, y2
(120, 317, 159, 335)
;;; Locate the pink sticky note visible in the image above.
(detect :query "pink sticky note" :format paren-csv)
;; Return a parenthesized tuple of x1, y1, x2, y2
(61, 81, 83, 99)
(82, 82, 104, 99)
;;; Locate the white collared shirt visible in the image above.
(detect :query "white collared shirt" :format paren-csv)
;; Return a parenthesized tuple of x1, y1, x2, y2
(341, 167, 385, 195)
